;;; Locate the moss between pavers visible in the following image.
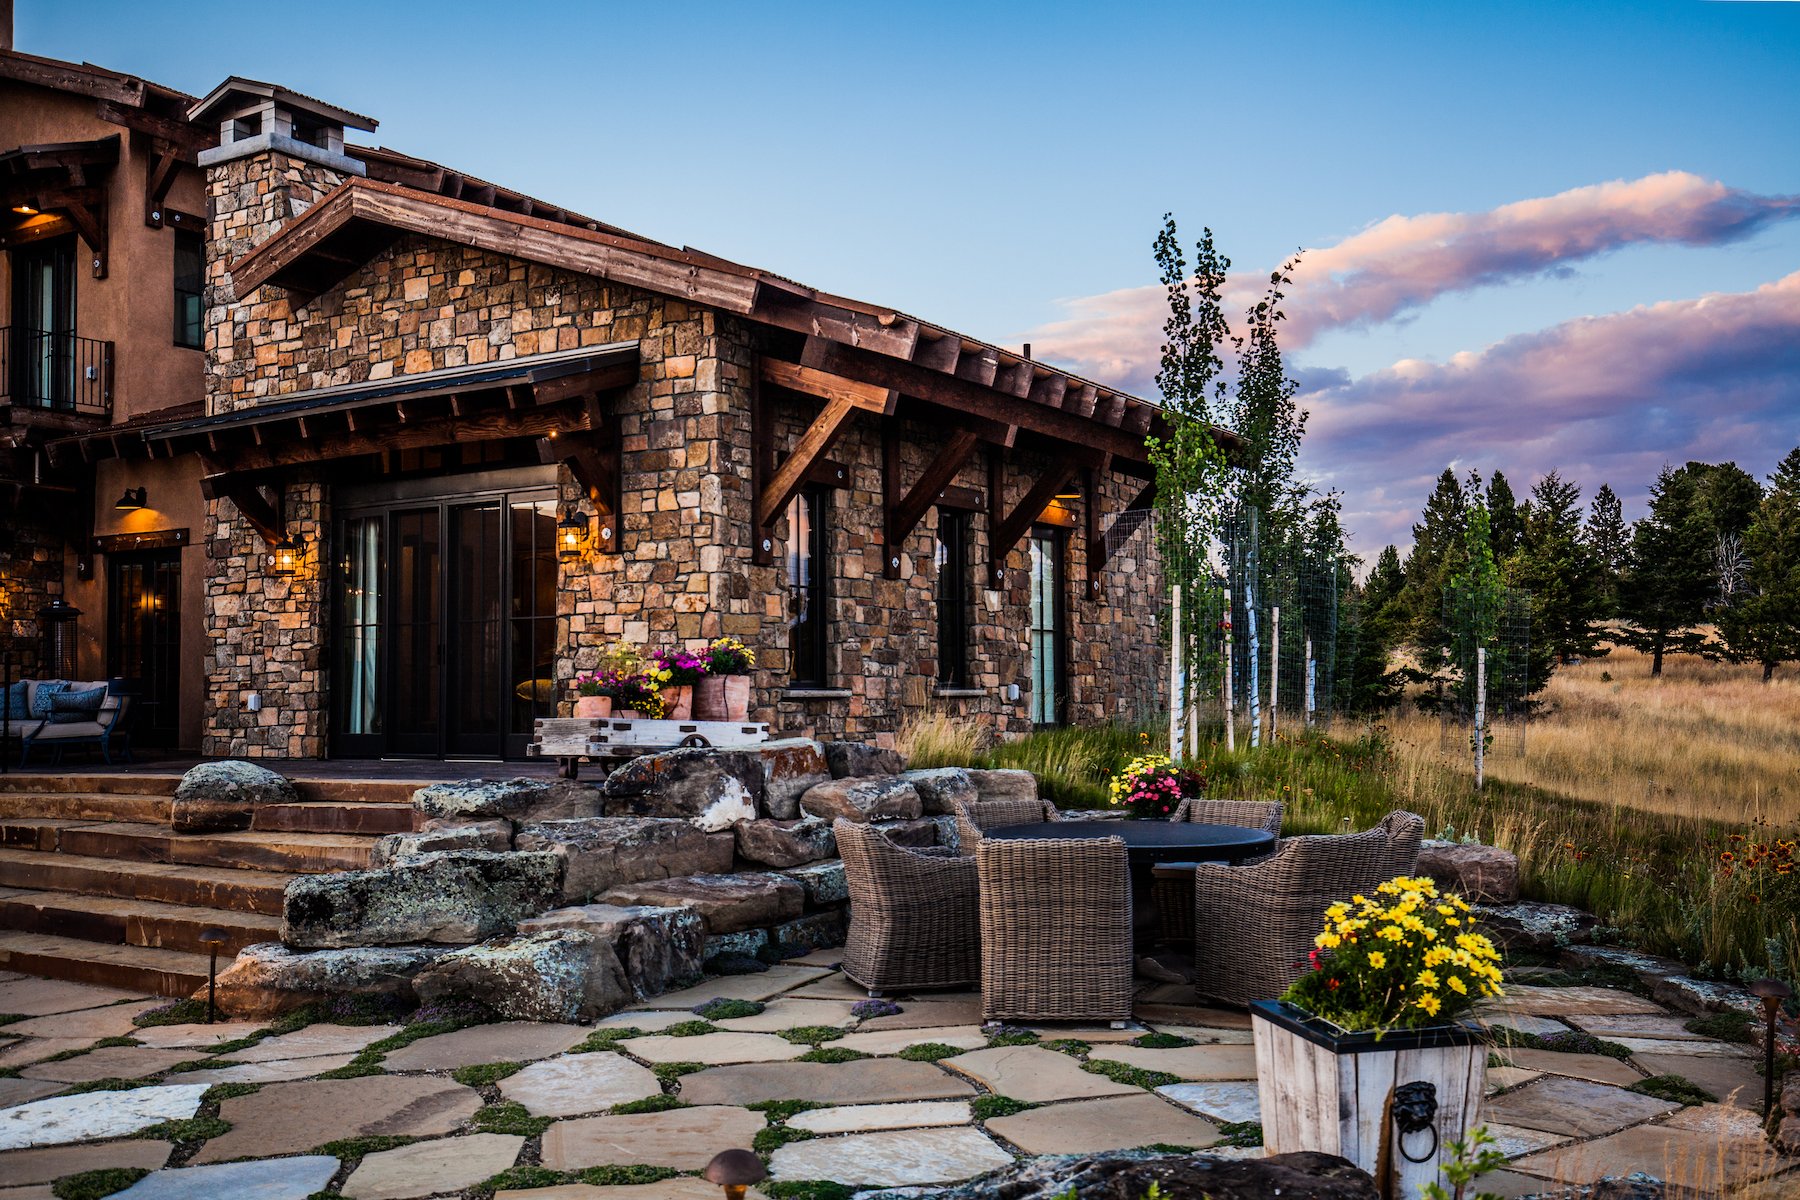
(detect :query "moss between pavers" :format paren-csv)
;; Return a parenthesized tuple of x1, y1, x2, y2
(201, 1083, 261, 1104)
(472, 1101, 552, 1138)
(1218, 1120, 1265, 1147)
(970, 1094, 1033, 1119)
(0, 1013, 24, 1028)
(611, 1094, 691, 1114)
(1488, 1027, 1636, 1061)
(753, 1124, 814, 1154)
(312, 1133, 420, 1160)
(50, 1167, 150, 1200)
(693, 999, 765, 1020)
(1080, 1059, 1182, 1090)
(62, 1077, 161, 1095)
(763, 1182, 855, 1200)
(1685, 1011, 1756, 1043)
(450, 1060, 524, 1087)
(1132, 1032, 1197, 1049)
(572, 1027, 643, 1053)
(794, 1047, 865, 1063)
(652, 1061, 705, 1087)
(131, 1000, 210, 1028)
(661, 1020, 720, 1037)
(896, 1042, 962, 1062)
(1630, 1074, 1718, 1106)
(1040, 1039, 1091, 1057)
(985, 1028, 1039, 1048)
(473, 1164, 678, 1198)
(778, 1026, 845, 1045)
(747, 1099, 827, 1122)
(134, 1115, 230, 1144)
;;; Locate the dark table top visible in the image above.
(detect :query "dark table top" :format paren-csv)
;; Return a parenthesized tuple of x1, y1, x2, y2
(984, 820, 1275, 865)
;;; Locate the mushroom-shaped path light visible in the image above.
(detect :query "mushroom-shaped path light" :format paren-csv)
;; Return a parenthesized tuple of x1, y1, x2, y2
(703, 1148, 767, 1200)
(199, 927, 229, 1024)
(1748, 977, 1793, 1118)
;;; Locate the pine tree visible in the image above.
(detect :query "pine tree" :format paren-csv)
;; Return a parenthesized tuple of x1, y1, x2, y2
(1509, 470, 1606, 669)
(1340, 544, 1407, 714)
(1584, 484, 1629, 615)
(1618, 465, 1717, 674)
(1486, 470, 1524, 560)
(1718, 447, 1800, 681)
(1365, 545, 1406, 615)
(1394, 469, 1467, 648)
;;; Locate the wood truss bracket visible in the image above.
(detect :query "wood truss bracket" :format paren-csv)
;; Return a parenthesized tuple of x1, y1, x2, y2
(143, 139, 183, 228)
(753, 351, 893, 563)
(50, 184, 109, 278)
(883, 423, 979, 579)
(989, 456, 1081, 587)
(1079, 454, 1115, 599)
(201, 470, 287, 548)
(538, 415, 622, 555)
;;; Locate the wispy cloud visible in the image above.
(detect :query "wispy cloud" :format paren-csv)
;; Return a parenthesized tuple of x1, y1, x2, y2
(1024, 171, 1800, 394)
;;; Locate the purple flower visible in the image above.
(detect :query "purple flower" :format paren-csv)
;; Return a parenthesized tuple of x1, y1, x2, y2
(851, 999, 903, 1019)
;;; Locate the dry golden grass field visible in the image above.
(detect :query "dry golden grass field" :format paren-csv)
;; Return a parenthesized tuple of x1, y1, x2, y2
(1380, 641, 1800, 828)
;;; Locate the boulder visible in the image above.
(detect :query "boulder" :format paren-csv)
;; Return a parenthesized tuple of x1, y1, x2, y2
(600, 872, 805, 934)
(904, 767, 978, 815)
(891, 1150, 1376, 1200)
(281, 850, 562, 949)
(1416, 841, 1520, 903)
(966, 768, 1037, 804)
(870, 817, 941, 848)
(824, 742, 906, 779)
(705, 930, 771, 962)
(735, 817, 837, 868)
(781, 860, 847, 905)
(771, 910, 848, 957)
(517, 903, 704, 1000)
(413, 779, 543, 822)
(412, 930, 630, 1023)
(516, 818, 733, 904)
(603, 747, 766, 823)
(798, 777, 921, 824)
(1779, 1114, 1800, 1156)
(756, 739, 832, 819)
(205, 943, 450, 1019)
(1474, 901, 1597, 952)
(371, 819, 513, 867)
(1649, 974, 1762, 1018)
(171, 761, 296, 833)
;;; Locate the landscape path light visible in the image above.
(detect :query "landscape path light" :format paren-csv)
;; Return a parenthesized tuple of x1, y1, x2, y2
(702, 1148, 766, 1200)
(1748, 977, 1791, 1118)
(199, 927, 228, 1023)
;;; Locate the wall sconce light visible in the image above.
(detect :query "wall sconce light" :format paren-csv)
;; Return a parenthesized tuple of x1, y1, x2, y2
(1053, 478, 1082, 501)
(115, 487, 148, 511)
(269, 536, 303, 575)
(11, 203, 38, 216)
(558, 510, 587, 560)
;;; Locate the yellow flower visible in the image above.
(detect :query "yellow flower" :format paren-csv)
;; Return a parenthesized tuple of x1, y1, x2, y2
(1315, 932, 1342, 950)
(1378, 925, 1405, 943)
(1447, 975, 1468, 994)
(1368, 951, 1387, 969)
(1416, 993, 1442, 1017)
(1415, 969, 1440, 991)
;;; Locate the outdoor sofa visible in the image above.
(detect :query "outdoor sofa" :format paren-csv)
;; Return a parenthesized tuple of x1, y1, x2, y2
(3, 679, 132, 766)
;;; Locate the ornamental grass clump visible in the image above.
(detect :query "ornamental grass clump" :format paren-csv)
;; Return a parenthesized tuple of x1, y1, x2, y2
(1107, 754, 1203, 819)
(1282, 875, 1504, 1031)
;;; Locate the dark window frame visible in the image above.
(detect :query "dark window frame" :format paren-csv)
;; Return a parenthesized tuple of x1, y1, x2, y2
(936, 510, 970, 687)
(1027, 525, 1068, 727)
(172, 228, 204, 350)
(786, 486, 830, 687)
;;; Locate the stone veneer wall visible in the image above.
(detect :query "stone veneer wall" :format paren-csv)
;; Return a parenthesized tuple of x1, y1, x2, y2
(0, 508, 65, 679)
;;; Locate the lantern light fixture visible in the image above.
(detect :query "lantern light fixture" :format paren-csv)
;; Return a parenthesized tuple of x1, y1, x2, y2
(558, 510, 587, 559)
(270, 537, 302, 576)
(114, 487, 147, 510)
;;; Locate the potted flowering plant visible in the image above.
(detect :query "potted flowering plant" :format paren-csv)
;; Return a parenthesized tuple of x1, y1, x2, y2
(611, 668, 669, 720)
(1252, 876, 1504, 1199)
(650, 647, 709, 720)
(1107, 753, 1203, 819)
(693, 636, 755, 721)
(571, 644, 641, 718)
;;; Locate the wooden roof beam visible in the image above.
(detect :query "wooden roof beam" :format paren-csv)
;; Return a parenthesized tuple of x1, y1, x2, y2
(990, 458, 1081, 585)
(761, 355, 895, 416)
(756, 395, 862, 532)
(883, 425, 980, 579)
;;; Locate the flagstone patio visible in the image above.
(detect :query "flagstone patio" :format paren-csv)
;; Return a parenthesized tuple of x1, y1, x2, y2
(0, 959, 1792, 1199)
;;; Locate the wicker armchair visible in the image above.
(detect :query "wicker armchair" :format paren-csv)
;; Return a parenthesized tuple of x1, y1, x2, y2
(1190, 810, 1426, 1006)
(1168, 797, 1284, 837)
(1153, 798, 1286, 946)
(836, 819, 980, 995)
(952, 796, 1060, 855)
(977, 835, 1134, 1023)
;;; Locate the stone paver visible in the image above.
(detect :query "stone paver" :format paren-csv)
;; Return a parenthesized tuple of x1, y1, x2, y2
(1485, 985, 1664, 1017)
(342, 1132, 524, 1200)
(225, 1023, 401, 1063)
(1468, 1014, 1571, 1038)
(1145, 1025, 1253, 1045)
(1483, 1076, 1678, 1137)
(1510, 1122, 1793, 1193)
(195, 1076, 482, 1163)
(1019, 1023, 1147, 1043)
(944, 1046, 1137, 1103)
(1483, 1122, 1570, 1158)
(0, 1038, 95, 1068)
(593, 1010, 704, 1032)
(4, 1000, 161, 1040)
(678, 1059, 974, 1106)
(494, 1182, 763, 1200)
(1565, 1013, 1716, 1041)
(0, 1079, 66, 1109)
(1494, 1048, 1644, 1086)
(1088, 1043, 1257, 1081)
(854, 999, 984, 1030)
(0, 1084, 206, 1150)
(498, 1052, 662, 1116)
(767, 1127, 1013, 1186)
(541, 1105, 765, 1171)
(638, 966, 829, 1009)
(787, 973, 869, 1000)
(1134, 1003, 1253, 1029)
(114, 1156, 339, 1200)
(379, 1022, 586, 1071)
(0, 978, 149, 1016)
(713, 998, 857, 1031)
(20, 1045, 200, 1084)
(130, 1021, 267, 1050)
(0, 1139, 170, 1185)
(1632, 1052, 1766, 1106)
(623, 1031, 806, 1065)
(986, 1092, 1221, 1155)
(1486, 1066, 1542, 1092)
(788, 1100, 972, 1134)
(177, 1054, 357, 1086)
(1604, 1036, 1752, 1057)
(1156, 1080, 1261, 1123)
(834, 1025, 990, 1056)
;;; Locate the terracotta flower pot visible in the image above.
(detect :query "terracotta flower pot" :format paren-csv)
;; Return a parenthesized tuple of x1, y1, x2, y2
(724, 674, 751, 721)
(693, 675, 728, 720)
(574, 695, 612, 719)
(665, 685, 693, 721)
(618, 708, 642, 721)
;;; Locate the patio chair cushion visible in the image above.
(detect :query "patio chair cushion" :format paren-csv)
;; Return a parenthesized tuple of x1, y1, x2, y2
(2, 681, 26, 722)
(49, 686, 108, 724)
(27, 681, 69, 719)
(30, 719, 108, 740)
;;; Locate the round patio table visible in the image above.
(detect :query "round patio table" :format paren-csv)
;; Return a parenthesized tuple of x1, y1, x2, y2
(983, 821, 1275, 953)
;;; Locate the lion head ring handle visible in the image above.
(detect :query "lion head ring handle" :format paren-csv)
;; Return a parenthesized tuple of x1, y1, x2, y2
(1392, 1081, 1440, 1164)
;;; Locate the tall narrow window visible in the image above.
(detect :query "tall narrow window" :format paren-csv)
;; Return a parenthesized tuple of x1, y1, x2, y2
(173, 230, 204, 349)
(936, 512, 969, 687)
(786, 488, 828, 686)
(1028, 528, 1065, 726)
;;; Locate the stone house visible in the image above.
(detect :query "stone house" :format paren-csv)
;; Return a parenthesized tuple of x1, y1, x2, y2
(7, 37, 1225, 761)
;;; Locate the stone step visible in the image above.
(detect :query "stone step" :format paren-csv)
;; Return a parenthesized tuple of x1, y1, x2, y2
(0, 929, 208, 997)
(28, 821, 375, 875)
(252, 801, 419, 836)
(0, 791, 172, 824)
(290, 779, 422, 805)
(0, 773, 181, 796)
(0, 847, 293, 916)
(0, 887, 282, 956)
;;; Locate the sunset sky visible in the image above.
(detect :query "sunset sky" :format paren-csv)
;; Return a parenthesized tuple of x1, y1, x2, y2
(29, 0, 1800, 559)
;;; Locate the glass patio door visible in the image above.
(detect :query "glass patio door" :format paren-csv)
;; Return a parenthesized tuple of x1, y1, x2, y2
(1028, 528, 1066, 727)
(106, 550, 181, 747)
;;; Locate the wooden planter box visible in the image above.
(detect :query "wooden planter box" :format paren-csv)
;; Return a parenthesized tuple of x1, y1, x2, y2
(528, 716, 769, 779)
(1250, 1000, 1485, 1200)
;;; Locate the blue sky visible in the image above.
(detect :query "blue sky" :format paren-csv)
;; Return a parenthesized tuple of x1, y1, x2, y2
(25, 0, 1800, 556)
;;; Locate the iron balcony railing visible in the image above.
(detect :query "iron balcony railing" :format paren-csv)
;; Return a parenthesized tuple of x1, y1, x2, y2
(1, 326, 114, 418)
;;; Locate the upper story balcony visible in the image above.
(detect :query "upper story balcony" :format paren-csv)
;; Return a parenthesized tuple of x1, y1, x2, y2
(1, 326, 114, 425)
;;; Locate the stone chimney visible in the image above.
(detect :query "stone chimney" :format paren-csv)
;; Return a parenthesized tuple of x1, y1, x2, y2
(1, 0, 13, 53)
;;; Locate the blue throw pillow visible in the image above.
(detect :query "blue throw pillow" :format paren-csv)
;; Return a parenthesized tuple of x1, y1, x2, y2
(2, 681, 27, 722)
(28, 681, 69, 720)
(48, 686, 107, 725)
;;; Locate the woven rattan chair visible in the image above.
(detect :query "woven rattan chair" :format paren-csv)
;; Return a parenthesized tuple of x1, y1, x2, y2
(836, 819, 980, 996)
(1153, 798, 1286, 943)
(952, 796, 1060, 855)
(1168, 797, 1284, 837)
(1190, 810, 1425, 1006)
(977, 835, 1134, 1024)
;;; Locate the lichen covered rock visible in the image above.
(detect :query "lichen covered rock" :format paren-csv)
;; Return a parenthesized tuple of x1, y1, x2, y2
(735, 816, 837, 868)
(517, 902, 704, 1000)
(514, 817, 733, 904)
(965, 768, 1038, 804)
(171, 761, 296, 833)
(1416, 840, 1520, 903)
(411, 778, 598, 822)
(1475, 900, 1597, 952)
(204, 942, 450, 1019)
(781, 860, 847, 905)
(603, 747, 766, 822)
(824, 742, 906, 779)
(755, 738, 832, 819)
(904, 767, 979, 816)
(798, 777, 921, 824)
(600, 871, 805, 934)
(412, 929, 630, 1022)
(281, 850, 561, 949)
(370, 819, 513, 866)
